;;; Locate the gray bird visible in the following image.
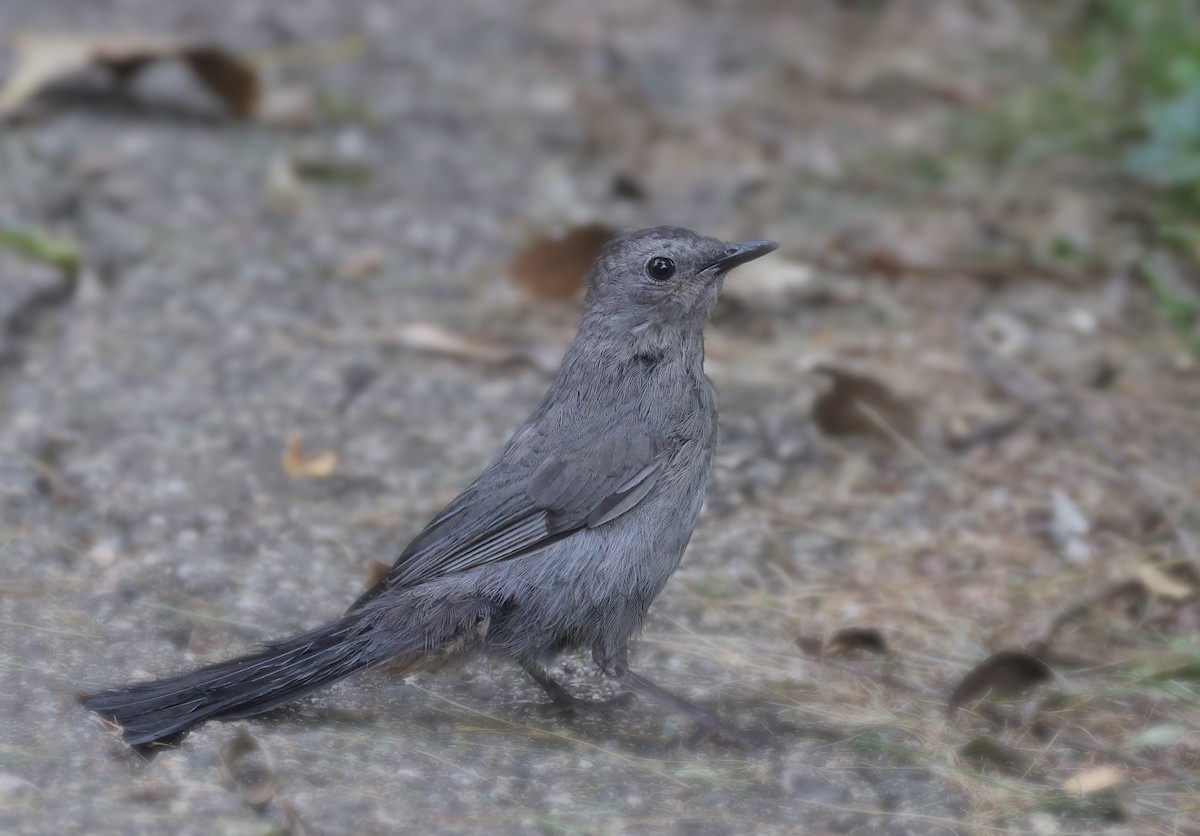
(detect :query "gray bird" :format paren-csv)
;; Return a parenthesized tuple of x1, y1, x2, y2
(81, 226, 778, 749)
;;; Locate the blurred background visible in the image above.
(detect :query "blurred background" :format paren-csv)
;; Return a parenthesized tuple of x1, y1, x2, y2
(1, 1, 1198, 833)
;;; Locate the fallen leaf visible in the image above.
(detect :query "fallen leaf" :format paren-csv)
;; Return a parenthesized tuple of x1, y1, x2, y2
(0, 32, 259, 117)
(183, 47, 259, 116)
(292, 153, 373, 186)
(309, 323, 546, 370)
(125, 785, 176, 804)
(1126, 724, 1187, 749)
(1050, 489, 1089, 537)
(1061, 766, 1123, 796)
(1135, 564, 1194, 602)
(255, 85, 317, 127)
(722, 257, 811, 303)
(507, 224, 616, 300)
(610, 172, 648, 202)
(794, 631, 825, 659)
(336, 247, 386, 281)
(827, 627, 889, 657)
(282, 433, 338, 479)
(219, 729, 278, 808)
(812, 366, 918, 442)
(1051, 488, 1092, 563)
(947, 651, 1054, 717)
(0, 227, 80, 274)
(388, 323, 517, 364)
(365, 560, 392, 589)
(265, 156, 309, 216)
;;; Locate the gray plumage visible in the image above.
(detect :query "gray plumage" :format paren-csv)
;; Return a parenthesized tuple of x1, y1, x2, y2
(82, 226, 778, 748)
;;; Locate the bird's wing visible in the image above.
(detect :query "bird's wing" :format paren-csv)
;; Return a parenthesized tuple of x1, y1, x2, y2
(349, 422, 668, 605)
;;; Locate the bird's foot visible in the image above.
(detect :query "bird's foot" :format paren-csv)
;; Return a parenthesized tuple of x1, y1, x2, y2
(539, 691, 636, 718)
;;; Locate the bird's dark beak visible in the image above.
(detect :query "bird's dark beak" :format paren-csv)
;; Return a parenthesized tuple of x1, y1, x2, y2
(704, 240, 779, 272)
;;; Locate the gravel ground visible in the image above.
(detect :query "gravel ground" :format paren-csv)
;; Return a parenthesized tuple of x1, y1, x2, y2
(2, 2, 1197, 834)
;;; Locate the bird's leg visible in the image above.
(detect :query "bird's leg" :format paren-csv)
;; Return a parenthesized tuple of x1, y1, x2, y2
(520, 662, 635, 717)
(599, 656, 756, 745)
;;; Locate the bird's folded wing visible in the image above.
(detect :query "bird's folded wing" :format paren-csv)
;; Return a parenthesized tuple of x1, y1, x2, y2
(349, 424, 667, 603)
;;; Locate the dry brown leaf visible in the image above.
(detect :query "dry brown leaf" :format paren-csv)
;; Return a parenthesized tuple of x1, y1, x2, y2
(722, 257, 811, 303)
(812, 366, 917, 442)
(281, 433, 338, 479)
(1061, 765, 1123, 796)
(365, 559, 392, 589)
(254, 85, 317, 127)
(794, 631, 825, 659)
(309, 323, 540, 369)
(389, 323, 515, 363)
(0, 32, 259, 117)
(507, 224, 616, 300)
(827, 627, 889, 657)
(1135, 564, 1194, 602)
(947, 651, 1054, 717)
(336, 247, 386, 281)
(219, 729, 278, 808)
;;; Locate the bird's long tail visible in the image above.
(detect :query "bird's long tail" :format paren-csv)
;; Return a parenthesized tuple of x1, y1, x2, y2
(81, 615, 390, 748)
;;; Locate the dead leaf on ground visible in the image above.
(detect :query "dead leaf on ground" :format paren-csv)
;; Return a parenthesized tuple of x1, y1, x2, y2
(265, 156, 310, 216)
(1061, 765, 1123, 796)
(393, 323, 519, 364)
(291, 152, 374, 186)
(507, 223, 616, 300)
(0, 227, 81, 274)
(336, 247, 386, 281)
(309, 322, 549, 371)
(254, 85, 317, 128)
(722, 257, 812, 304)
(365, 560, 392, 589)
(794, 630, 825, 659)
(0, 32, 259, 117)
(1050, 488, 1092, 563)
(812, 366, 918, 442)
(219, 729, 278, 809)
(378, 323, 526, 365)
(1135, 563, 1194, 602)
(1126, 724, 1188, 749)
(827, 627, 889, 657)
(947, 651, 1054, 717)
(282, 433, 338, 480)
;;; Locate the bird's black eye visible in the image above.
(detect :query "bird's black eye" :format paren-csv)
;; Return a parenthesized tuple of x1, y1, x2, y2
(646, 256, 675, 281)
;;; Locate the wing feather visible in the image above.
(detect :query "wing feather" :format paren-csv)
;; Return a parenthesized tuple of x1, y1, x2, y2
(350, 420, 669, 606)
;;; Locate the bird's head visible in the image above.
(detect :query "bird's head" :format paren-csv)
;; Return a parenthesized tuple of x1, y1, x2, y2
(583, 226, 777, 337)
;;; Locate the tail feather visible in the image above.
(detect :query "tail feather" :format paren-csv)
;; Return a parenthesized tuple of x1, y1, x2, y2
(81, 617, 383, 747)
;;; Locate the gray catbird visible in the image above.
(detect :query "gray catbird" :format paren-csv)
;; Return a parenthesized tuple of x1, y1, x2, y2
(81, 226, 778, 749)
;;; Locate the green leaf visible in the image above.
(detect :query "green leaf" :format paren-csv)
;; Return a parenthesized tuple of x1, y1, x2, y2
(1126, 724, 1187, 748)
(1126, 90, 1200, 187)
(0, 227, 81, 273)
